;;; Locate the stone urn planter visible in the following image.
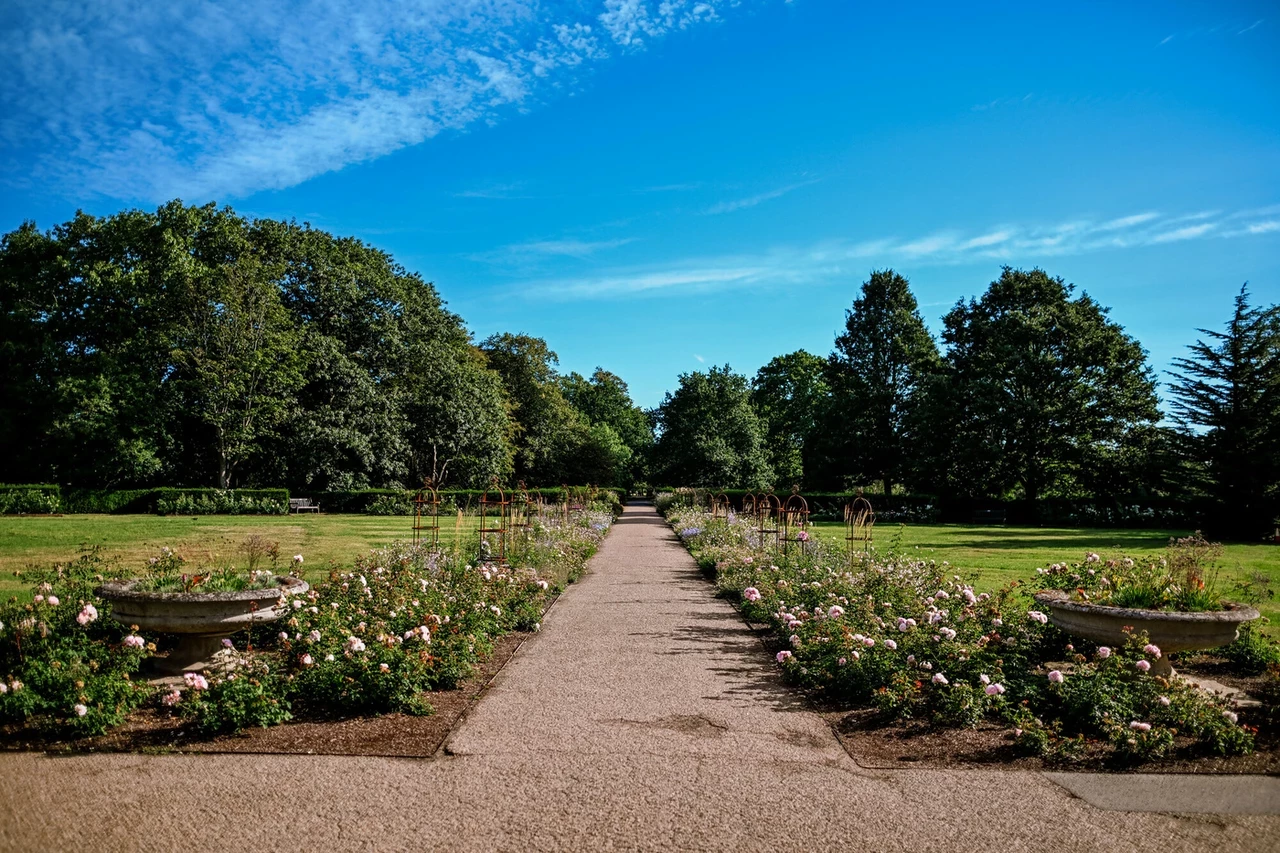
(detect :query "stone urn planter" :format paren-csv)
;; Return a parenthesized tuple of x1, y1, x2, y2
(96, 576, 309, 677)
(1033, 590, 1259, 676)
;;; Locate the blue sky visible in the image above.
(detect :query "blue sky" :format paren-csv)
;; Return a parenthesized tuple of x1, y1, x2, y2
(2, 1, 1277, 409)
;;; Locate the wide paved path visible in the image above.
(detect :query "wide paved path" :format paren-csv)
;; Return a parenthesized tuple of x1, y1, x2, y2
(1, 503, 1277, 852)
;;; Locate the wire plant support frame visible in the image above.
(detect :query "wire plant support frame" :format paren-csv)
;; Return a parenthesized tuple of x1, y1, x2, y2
(756, 489, 782, 550)
(511, 480, 534, 539)
(478, 478, 510, 567)
(412, 480, 441, 549)
(845, 493, 876, 560)
(777, 486, 811, 554)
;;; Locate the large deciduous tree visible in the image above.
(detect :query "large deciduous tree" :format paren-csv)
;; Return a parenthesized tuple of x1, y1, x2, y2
(750, 350, 828, 487)
(170, 255, 303, 488)
(650, 365, 773, 488)
(0, 201, 520, 490)
(561, 367, 654, 485)
(1168, 284, 1280, 538)
(818, 271, 939, 495)
(480, 333, 584, 484)
(931, 267, 1159, 501)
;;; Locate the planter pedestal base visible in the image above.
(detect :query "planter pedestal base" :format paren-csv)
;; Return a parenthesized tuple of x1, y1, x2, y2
(142, 635, 229, 680)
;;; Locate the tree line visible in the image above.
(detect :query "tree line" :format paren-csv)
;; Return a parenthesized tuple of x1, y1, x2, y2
(648, 269, 1280, 539)
(0, 202, 652, 492)
(4, 203, 1276, 537)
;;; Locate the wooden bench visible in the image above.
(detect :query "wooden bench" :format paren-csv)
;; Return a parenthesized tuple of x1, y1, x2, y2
(289, 498, 321, 514)
(972, 508, 1007, 525)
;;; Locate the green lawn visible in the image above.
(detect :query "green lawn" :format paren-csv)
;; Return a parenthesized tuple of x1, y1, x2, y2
(809, 521, 1280, 625)
(0, 513, 484, 600)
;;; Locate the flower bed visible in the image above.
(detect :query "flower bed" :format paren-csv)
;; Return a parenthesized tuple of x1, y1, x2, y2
(0, 503, 616, 742)
(665, 505, 1276, 764)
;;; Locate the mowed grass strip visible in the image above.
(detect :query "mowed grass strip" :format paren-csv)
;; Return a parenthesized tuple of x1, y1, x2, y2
(808, 522, 1280, 624)
(0, 513, 485, 600)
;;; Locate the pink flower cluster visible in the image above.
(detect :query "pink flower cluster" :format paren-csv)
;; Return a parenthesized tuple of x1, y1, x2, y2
(743, 587, 762, 602)
(76, 604, 98, 626)
(182, 672, 209, 691)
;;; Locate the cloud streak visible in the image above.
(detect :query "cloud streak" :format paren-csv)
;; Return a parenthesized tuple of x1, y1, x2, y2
(0, 1, 753, 202)
(492, 237, 637, 259)
(703, 180, 817, 215)
(519, 205, 1280, 300)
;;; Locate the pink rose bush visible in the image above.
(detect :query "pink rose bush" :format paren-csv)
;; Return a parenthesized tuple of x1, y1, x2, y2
(2, 495, 620, 739)
(667, 503, 1261, 763)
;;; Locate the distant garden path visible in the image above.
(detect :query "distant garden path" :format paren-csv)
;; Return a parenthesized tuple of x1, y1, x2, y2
(1, 502, 1276, 851)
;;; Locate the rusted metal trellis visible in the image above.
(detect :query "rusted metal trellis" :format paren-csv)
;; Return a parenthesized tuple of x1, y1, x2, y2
(412, 480, 441, 549)
(478, 478, 510, 566)
(510, 480, 534, 539)
(845, 493, 876, 560)
(756, 489, 781, 549)
(778, 486, 811, 554)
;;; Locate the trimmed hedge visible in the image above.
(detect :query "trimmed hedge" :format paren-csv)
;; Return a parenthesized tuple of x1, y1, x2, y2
(653, 487, 1208, 529)
(61, 488, 289, 515)
(311, 487, 621, 515)
(3, 484, 624, 517)
(0, 484, 63, 514)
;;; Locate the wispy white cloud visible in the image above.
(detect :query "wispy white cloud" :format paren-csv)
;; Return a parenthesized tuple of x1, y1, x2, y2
(498, 237, 637, 258)
(1244, 221, 1280, 235)
(1158, 18, 1264, 46)
(958, 230, 1013, 250)
(518, 205, 1280, 300)
(455, 183, 533, 200)
(0, 0, 751, 202)
(1150, 223, 1215, 243)
(639, 182, 703, 193)
(1094, 212, 1160, 231)
(693, 354, 705, 363)
(598, 0, 720, 48)
(971, 93, 1033, 112)
(704, 180, 817, 215)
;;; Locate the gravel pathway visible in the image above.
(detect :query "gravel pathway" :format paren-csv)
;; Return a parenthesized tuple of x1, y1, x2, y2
(1, 502, 1276, 852)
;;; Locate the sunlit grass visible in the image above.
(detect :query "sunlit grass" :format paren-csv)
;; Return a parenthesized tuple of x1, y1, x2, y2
(808, 521, 1280, 624)
(0, 513, 490, 600)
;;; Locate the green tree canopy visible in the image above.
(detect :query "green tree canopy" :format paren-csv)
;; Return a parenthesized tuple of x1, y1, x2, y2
(1168, 284, 1280, 537)
(0, 201, 515, 489)
(561, 367, 654, 484)
(650, 365, 773, 488)
(931, 267, 1159, 501)
(750, 350, 828, 487)
(818, 270, 939, 495)
(479, 333, 585, 485)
